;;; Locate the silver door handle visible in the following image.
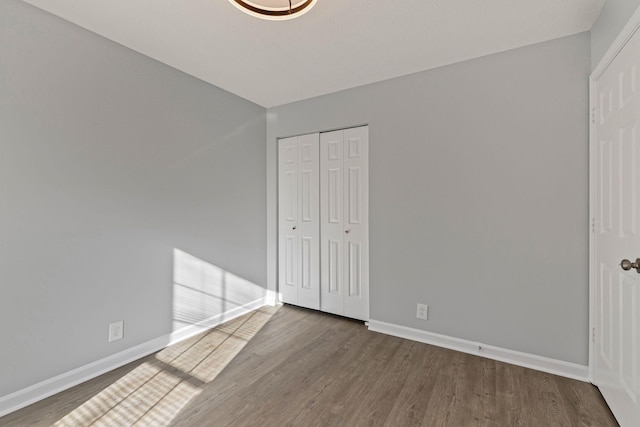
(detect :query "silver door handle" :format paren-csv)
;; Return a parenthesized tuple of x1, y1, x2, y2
(620, 258, 640, 273)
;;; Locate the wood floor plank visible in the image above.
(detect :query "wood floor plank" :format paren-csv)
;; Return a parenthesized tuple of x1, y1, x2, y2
(0, 305, 619, 427)
(495, 361, 531, 426)
(343, 339, 420, 426)
(384, 343, 443, 426)
(287, 330, 393, 425)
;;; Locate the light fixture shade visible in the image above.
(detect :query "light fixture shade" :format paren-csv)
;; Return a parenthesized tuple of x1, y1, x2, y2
(229, 0, 317, 20)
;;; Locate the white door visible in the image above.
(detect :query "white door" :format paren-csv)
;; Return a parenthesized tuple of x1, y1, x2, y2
(320, 130, 344, 315)
(593, 25, 640, 427)
(278, 134, 320, 310)
(320, 126, 369, 320)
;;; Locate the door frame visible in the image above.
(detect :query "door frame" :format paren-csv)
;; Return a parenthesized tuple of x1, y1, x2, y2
(589, 5, 640, 383)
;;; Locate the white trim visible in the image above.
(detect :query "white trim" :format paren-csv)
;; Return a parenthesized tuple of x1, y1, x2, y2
(266, 121, 278, 306)
(591, 5, 640, 81)
(588, 74, 597, 383)
(0, 295, 276, 418)
(588, 2, 640, 385)
(265, 289, 278, 306)
(368, 320, 589, 382)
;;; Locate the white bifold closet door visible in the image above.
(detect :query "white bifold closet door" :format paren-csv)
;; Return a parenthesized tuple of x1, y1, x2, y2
(278, 133, 320, 310)
(320, 126, 369, 321)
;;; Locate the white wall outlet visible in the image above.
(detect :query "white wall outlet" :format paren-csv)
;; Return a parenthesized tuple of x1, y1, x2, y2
(416, 303, 428, 320)
(109, 320, 124, 342)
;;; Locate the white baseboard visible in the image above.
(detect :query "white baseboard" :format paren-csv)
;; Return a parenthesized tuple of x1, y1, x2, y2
(367, 319, 589, 382)
(0, 295, 276, 418)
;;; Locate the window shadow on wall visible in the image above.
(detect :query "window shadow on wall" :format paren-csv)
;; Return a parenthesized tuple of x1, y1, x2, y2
(172, 248, 266, 333)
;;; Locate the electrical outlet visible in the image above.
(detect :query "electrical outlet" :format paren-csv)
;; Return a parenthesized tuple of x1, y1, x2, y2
(109, 320, 124, 342)
(416, 303, 428, 320)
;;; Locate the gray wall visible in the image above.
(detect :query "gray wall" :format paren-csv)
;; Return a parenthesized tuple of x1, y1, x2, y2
(591, 0, 640, 69)
(267, 32, 591, 364)
(0, 0, 266, 397)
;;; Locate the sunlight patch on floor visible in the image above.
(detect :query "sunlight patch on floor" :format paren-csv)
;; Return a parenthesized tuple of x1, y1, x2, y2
(54, 306, 279, 426)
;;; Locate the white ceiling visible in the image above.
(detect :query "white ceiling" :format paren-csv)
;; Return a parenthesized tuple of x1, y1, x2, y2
(22, 0, 606, 108)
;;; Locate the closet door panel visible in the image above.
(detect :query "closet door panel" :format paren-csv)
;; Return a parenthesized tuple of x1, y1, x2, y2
(278, 137, 299, 305)
(297, 133, 320, 310)
(320, 130, 344, 315)
(343, 126, 369, 320)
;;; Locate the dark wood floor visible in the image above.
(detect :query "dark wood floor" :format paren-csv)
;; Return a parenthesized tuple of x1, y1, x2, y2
(1, 304, 618, 426)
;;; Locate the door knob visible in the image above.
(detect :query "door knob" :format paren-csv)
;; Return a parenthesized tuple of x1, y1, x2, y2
(345, 229, 350, 234)
(620, 258, 640, 273)
(293, 226, 296, 230)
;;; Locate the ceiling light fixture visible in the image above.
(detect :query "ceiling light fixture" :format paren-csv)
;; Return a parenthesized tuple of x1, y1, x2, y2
(229, 0, 317, 20)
